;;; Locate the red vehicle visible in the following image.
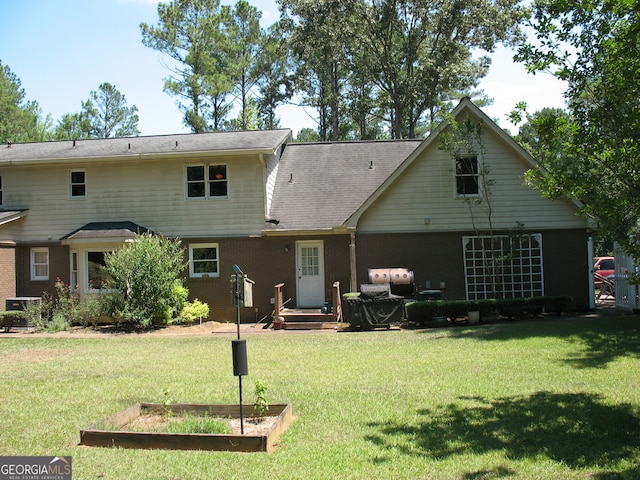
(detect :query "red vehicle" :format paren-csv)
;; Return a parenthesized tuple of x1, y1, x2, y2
(594, 256, 615, 286)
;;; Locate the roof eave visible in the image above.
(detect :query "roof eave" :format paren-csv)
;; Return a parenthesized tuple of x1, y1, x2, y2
(262, 226, 355, 236)
(0, 148, 280, 167)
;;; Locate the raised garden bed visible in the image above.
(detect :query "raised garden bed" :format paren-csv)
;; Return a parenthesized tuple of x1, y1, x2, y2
(80, 403, 293, 453)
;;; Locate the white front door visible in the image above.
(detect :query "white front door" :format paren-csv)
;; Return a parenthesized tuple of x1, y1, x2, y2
(296, 240, 325, 307)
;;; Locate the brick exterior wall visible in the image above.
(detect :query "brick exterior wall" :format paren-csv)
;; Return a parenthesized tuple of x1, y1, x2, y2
(0, 243, 17, 310)
(185, 235, 351, 323)
(355, 229, 591, 309)
(11, 228, 590, 322)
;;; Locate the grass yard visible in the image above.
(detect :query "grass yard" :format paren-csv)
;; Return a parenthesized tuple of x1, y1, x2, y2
(1, 314, 639, 479)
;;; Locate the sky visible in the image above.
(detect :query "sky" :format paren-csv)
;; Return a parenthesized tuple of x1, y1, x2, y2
(0, 0, 568, 138)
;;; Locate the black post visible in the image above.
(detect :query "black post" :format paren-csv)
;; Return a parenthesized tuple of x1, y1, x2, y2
(232, 264, 246, 434)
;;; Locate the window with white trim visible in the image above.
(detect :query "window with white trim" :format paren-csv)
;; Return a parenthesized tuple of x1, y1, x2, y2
(463, 233, 544, 300)
(186, 165, 228, 199)
(455, 155, 479, 196)
(70, 170, 86, 198)
(31, 247, 49, 281)
(0, 174, 3, 205)
(189, 243, 219, 278)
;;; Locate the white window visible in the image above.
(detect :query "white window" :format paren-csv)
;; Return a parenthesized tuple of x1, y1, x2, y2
(189, 243, 219, 278)
(186, 165, 228, 199)
(70, 170, 86, 198)
(31, 247, 49, 281)
(463, 233, 544, 300)
(455, 155, 480, 197)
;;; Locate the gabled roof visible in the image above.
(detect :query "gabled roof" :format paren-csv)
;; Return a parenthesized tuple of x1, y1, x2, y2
(344, 98, 540, 228)
(60, 221, 150, 242)
(266, 140, 422, 232)
(0, 130, 292, 165)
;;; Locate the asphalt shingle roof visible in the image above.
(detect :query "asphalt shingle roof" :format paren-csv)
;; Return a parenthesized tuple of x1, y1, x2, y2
(0, 130, 292, 163)
(267, 140, 422, 231)
(60, 221, 150, 240)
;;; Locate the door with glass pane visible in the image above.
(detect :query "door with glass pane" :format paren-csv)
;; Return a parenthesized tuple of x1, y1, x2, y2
(296, 241, 325, 307)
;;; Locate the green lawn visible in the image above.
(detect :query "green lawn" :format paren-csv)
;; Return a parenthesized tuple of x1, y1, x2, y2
(1, 315, 639, 479)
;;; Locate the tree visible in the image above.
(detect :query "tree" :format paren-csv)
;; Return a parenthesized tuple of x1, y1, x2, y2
(279, 0, 360, 141)
(104, 233, 187, 327)
(353, 0, 525, 139)
(295, 127, 320, 143)
(279, 0, 525, 140)
(82, 83, 140, 138)
(515, 0, 640, 262)
(254, 20, 292, 130)
(141, 0, 233, 132)
(53, 112, 92, 141)
(0, 60, 51, 143)
(223, 0, 264, 130)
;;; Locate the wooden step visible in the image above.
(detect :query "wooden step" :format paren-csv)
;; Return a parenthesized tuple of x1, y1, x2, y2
(283, 321, 339, 330)
(277, 308, 338, 330)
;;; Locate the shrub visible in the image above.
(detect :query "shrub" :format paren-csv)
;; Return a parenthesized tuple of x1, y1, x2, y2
(1, 311, 26, 332)
(49, 313, 70, 332)
(407, 296, 575, 325)
(104, 233, 187, 328)
(178, 299, 210, 324)
(544, 295, 574, 315)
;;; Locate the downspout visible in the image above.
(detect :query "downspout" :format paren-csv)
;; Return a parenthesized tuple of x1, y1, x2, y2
(349, 231, 357, 293)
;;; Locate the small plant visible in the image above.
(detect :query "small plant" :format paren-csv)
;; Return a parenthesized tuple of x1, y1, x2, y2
(166, 414, 230, 434)
(48, 312, 70, 332)
(162, 388, 173, 415)
(254, 380, 269, 417)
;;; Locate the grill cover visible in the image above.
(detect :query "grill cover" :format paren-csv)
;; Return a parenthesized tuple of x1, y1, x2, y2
(343, 285, 405, 329)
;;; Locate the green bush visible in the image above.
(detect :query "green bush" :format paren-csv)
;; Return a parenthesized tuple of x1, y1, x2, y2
(104, 233, 187, 328)
(1, 311, 26, 332)
(544, 295, 574, 315)
(406, 296, 574, 325)
(178, 299, 210, 324)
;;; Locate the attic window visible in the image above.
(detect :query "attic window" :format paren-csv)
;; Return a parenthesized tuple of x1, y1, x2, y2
(455, 155, 479, 196)
(186, 165, 228, 199)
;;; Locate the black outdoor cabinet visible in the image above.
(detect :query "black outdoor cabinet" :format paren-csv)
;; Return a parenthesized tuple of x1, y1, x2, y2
(343, 285, 405, 330)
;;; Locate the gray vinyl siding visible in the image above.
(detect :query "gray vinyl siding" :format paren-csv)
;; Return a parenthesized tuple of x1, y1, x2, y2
(0, 154, 269, 242)
(356, 126, 585, 233)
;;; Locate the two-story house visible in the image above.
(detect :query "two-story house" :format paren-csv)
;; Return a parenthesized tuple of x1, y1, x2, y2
(0, 99, 593, 323)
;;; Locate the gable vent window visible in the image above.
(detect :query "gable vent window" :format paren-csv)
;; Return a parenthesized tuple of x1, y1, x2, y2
(70, 170, 86, 198)
(455, 155, 479, 196)
(187, 165, 228, 199)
